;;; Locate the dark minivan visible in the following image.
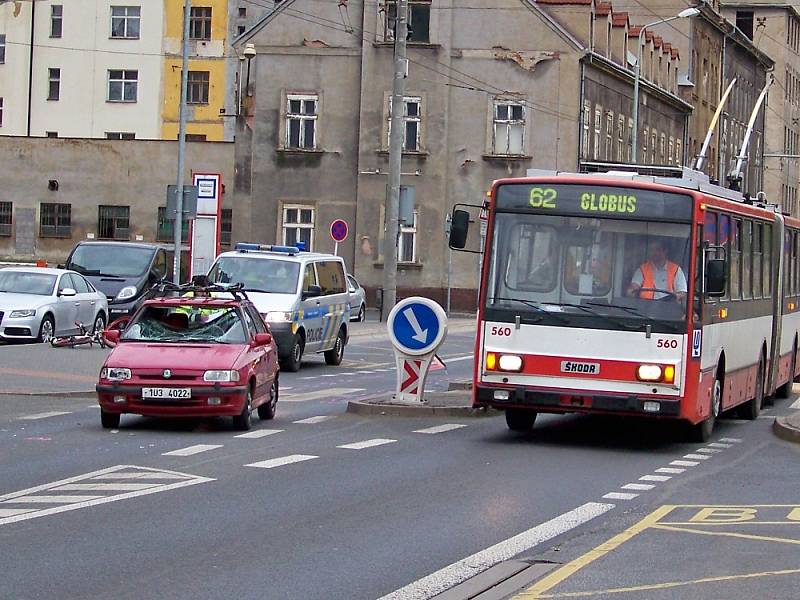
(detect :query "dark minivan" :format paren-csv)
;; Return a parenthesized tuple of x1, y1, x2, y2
(63, 241, 170, 320)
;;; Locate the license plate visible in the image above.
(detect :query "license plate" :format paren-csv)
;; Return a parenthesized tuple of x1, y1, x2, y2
(142, 387, 191, 399)
(560, 361, 601, 375)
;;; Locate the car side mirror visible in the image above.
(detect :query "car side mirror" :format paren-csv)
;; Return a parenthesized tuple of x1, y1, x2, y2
(252, 332, 272, 347)
(57, 263, 65, 269)
(705, 259, 727, 297)
(348, 286, 356, 293)
(59, 287, 77, 297)
(104, 329, 121, 344)
(303, 285, 322, 300)
(449, 209, 470, 249)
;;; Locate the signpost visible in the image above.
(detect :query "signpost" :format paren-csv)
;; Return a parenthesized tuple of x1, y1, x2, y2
(388, 297, 448, 404)
(330, 219, 349, 256)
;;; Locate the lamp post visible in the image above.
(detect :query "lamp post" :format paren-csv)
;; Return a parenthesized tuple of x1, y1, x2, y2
(631, 7, 700, 163)
(243, 43, 256, 100)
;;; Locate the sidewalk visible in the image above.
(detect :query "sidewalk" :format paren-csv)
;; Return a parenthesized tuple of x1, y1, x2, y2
(773, 411, 800, 443)
(347, 311, 476, 339)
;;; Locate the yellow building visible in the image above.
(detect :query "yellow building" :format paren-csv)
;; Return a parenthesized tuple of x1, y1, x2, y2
(162, 1, 229, 141)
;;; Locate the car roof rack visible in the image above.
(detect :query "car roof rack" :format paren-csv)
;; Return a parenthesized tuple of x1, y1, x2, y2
(142, 279, 251, 303)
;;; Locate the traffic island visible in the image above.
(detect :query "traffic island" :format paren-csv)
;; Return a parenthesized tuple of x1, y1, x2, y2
(773, 412, 800, 444)
(346, 389, 497, 418)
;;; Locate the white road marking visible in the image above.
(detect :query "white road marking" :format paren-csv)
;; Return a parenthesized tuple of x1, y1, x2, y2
(684, 453, 711, 460)
(791, 397, 800, 409)
(0, 465, 213, 528)
(17, 411, 72, 420)
(53, 483, 159, 492)
(234, 429, 283, 439)
(337, 438, 397, 450)
(440, 354, 474, 363)
(670, 460, 699, 467)
(621, 483, 655, 491)
(245, 454, 318, 469)
(91, 472, 188, 480)
(413, 424, 468, 434)
(640, 475, 671, 482)
(293, 415, 335, 424)
(719, 437, 743, 443)
(376, 502, 614, 600)
(162, 444, 223, 457)
(656, 467, 685, 474)
(281, 388, 365, 403)
(603, 492, 639, 500)
(697, 447, 723, 454)
(707, 442, 733, 449)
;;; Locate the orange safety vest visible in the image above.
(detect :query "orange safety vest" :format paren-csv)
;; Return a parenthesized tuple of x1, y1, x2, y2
(639, 261, 679, 299)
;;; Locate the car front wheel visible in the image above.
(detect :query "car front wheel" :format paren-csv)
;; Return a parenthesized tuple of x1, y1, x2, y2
(281, 335, 304, 373)
(258, 379, 278, 420)
(324, 329, 345, 366)
(38, 315, 55, 344)
(233, 389, 253, 431)
(100, 410, 120, 429)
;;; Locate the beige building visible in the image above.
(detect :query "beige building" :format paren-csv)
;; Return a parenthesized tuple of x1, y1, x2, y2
(232, 0, 690, 308)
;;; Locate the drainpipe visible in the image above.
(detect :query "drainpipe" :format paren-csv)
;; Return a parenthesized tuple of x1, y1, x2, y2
(27, 0, 36, 136)
(578, 60, 586, 170)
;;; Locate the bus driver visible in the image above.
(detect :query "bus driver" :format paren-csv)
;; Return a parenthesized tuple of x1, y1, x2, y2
(627, 239, 687, 302)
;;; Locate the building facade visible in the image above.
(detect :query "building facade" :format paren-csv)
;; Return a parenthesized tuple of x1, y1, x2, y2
(232, 0, 689, 307)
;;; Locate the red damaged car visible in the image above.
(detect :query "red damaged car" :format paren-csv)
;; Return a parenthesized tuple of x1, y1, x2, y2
(96, 285, 278, 431)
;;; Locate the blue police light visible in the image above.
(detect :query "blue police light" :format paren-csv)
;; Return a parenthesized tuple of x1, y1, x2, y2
(234, 242, 299, 255)
(296, 241, 306, 252)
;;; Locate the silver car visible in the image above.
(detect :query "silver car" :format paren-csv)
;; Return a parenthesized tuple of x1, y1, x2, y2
(0, 267, 109, 343)
(347, 274, 366, 322)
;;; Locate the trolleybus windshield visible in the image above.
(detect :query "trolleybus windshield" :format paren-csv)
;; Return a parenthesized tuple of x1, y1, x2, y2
(486, 184, 694, 333)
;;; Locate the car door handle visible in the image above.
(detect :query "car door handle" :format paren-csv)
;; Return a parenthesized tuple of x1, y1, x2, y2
(74, 302, 81, 307)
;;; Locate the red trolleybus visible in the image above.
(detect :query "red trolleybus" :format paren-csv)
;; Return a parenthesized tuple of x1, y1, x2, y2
(449, 167, 800, 441)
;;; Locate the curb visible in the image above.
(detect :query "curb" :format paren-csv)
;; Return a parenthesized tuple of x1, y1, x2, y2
(0, 390, 95, 398)
(346, 399, 496, 418)
(773, 416, 800, 444)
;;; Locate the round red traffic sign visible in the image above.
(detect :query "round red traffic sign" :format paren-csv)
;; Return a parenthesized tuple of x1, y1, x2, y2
(330, 219, 349, 243)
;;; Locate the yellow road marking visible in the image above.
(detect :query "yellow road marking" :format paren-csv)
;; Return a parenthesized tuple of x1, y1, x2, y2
(534, 569, 800, 598)
(652, 524, 800, 545)
(659, 521, 800, 526)
(514, 505, 677, 599)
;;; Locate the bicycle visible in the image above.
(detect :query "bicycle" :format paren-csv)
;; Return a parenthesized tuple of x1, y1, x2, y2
(50, 321, 108, 349)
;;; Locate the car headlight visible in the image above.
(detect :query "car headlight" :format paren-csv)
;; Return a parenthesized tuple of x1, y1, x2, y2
(9, 309, 36, 318)
(101, 367, 132, 381)
(203, 370, 240, 382)
(265, 311, 293, 322)
(115, 286, 138, 301)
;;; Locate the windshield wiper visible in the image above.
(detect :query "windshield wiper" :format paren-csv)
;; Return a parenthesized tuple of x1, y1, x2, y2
(241, 287, 271, 293)
(487, 297, 570, 324)
(585, 302, 650, 320)
(548, 302, 639, 330)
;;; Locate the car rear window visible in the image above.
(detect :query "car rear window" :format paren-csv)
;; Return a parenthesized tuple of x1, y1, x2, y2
(122, 305, 247, 344)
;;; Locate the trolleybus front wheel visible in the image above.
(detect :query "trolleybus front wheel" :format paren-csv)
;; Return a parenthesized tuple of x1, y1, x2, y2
(505, 409, 537, 432)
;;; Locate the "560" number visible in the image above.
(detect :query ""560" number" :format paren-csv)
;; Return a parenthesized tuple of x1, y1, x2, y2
(656, 339, 678, 349)
(490, 326, 512, 337)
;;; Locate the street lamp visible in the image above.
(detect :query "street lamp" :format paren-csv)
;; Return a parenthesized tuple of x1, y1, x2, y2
(243, 43, 256, 98)
(631, 7, 700, 163)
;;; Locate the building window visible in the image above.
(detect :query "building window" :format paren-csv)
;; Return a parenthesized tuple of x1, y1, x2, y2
(660, 133, 666, 163)
(187, 71, 210, 104)
(616, 115, 625, 161)
(284, 94, 318, 149)
(642, 126, 648, 159)
(98, 205, 130, 240)
(399, 211, 418, 263)
(39, 203, 71, 238)
(156, 207, 189, 243)
(0, 35, 5, 64)
(388, 96, 422, 152)
(605, 111, 613, 160)
(581, 100, 590, 159)
(238, 7, 246, 18)
(46, 131, 58, 138)
(627, 117, 633, 161)
(108, 70, 138, 102)
(593, 106, 601, 160)
(185, 134, 207, 142)
(105, 132, 135, 140)
(111, 6, 141, 39)
(651, 130, 657, 163)
(190, 7, 212, 41)
(668, 137, 674, 165)
(238, 25, 245, 35)
(0, 202, 10, 236)
(384, 1, 431, 43)
(221, 209, 232, 246)
(282, 206, 314, 250)
(0, 98, 3, 128)
(492, 101, 525, 155)
(48, 68, 60, 101)
(51, 5, 63, 38)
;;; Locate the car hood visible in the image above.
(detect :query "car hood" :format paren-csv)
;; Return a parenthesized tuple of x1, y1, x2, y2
(245, 292, 298, 314)
(105, 342, 247, 370)
(82, 275, 138, 300)
(0, 293, 53, 312)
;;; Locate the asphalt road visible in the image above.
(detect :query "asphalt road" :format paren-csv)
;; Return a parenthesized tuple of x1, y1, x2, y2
(1, 319, 799, 600)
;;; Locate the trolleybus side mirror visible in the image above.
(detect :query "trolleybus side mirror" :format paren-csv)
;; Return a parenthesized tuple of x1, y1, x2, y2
(705, 259, 727, 297)
(449, 209, 470, 249)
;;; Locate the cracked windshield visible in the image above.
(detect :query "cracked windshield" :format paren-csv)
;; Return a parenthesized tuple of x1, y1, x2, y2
(486, 212, 692, 328)
(122, 305, 247, 344)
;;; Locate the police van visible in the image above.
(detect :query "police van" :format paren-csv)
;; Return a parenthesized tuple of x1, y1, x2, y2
(206, 243, 351, 372)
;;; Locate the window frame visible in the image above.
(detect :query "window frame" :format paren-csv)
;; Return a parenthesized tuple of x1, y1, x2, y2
(156, 207, 189, 243)
(0, 201, 11, 237)
(388, 95, 423, 152)
(221, 208, 232, 247)
(285, 93, 318, 150)
(383, 0, 432, 44)
(48, 68, 61, 101)
(0, 34, 5, 64)
(189, 6, 212, 41)
(39, 203, 72, 238)
(51, 5, 63, 39)
(282, 205, 315, 251)
(581, 100, 590, 159)
(98, 205, 130, 240)
(492, 100, 526, 156)
(187, 70, 210, 105)
(398, 210, 418, 264)
(593, 106, 602, 160)
(110, 6, 141, 39)
(107, 69, 138, 103)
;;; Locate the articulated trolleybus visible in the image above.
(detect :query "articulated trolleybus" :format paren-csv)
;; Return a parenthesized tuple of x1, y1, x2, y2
(449, 166, 800, 441)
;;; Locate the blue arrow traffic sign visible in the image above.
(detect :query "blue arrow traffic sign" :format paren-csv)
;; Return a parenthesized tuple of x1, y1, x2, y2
(388, 297, 448, 356)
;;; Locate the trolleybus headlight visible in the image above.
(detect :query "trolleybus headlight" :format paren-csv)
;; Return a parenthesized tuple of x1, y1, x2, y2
(498, 354, 524, 372)
(636, 364, 663, 382)
(486, 352, 498, 371)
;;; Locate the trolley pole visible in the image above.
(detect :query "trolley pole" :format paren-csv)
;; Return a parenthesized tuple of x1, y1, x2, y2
(382, 0, 408, 318)
(173, 0, 192, 284)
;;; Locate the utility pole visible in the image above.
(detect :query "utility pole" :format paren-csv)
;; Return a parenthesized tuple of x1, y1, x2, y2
(173, 0, 192, 284)
(382, 0, 408, 318)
